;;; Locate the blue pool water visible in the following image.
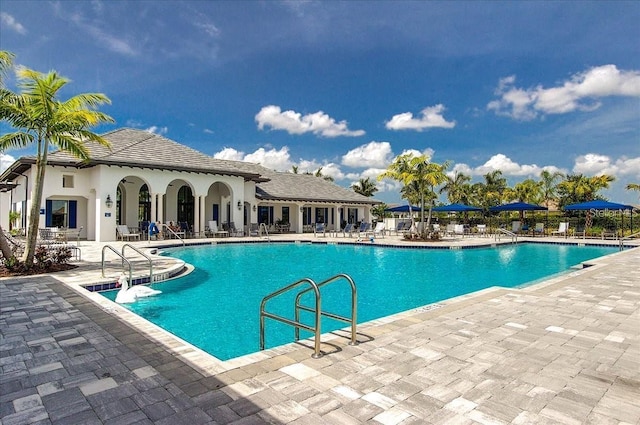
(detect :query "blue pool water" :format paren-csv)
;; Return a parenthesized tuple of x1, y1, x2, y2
(101, 242, 617, 360)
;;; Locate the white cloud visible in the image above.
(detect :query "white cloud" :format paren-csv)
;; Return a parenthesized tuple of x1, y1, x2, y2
(342, 141, 393, 168)
(214, 147, 245, 161)
(145, 126, 168, 135)
(65, 10, 137, 56)
(488, 65, 640, 120)
(255, 105, 365, 137)
(317, 163, 345, 180)
(385, 104, 456, 131)
(1, 154, 16, 174)
(243, 147, 294, 171)
(453, 154, 565, 178)
(203, 128, 214, 134)
(0, 12, 26, 35)
(573, 153, 640, 178)
(397, 148, 435, 159)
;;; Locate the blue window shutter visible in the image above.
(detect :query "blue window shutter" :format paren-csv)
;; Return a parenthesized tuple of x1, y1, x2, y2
(45, 200, 52, 227)
(69, 200, 77, 228)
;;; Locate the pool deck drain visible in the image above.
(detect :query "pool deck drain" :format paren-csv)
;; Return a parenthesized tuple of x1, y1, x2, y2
(1, 235, 639, 424)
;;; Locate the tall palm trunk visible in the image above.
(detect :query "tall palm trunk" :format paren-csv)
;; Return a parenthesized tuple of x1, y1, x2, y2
(23, 136, 48, 266)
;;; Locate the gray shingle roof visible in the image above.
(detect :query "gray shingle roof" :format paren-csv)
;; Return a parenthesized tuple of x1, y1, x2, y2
(3, 128, 381, 205)
(44, 128, 264, 180)
(256, 169, 380, 204)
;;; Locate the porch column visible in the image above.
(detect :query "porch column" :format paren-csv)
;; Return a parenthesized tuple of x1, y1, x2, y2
(157, 194, 164, 224)
(297, 204, 304, 233)
(151, 193, 158, 222)
(193, 195, 203, 236)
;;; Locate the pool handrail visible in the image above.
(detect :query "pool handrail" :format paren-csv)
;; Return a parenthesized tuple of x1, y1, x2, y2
(619, 231, 640, 251)
(101, 245, 132, 285)
(294, 273, 358, 348)
(149, 223, 185, 246)
(122, 243, 154, 282)
(259, 223, 270, 241)
(260, 277, 322, 357)
(494, 228, 517, 244)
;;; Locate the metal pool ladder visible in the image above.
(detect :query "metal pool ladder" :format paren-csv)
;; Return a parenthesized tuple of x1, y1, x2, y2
(259, 273, 358, 358)
(495, 228, 518, 243)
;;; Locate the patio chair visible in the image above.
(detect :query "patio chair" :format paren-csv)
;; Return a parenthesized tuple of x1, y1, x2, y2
(551, 222, 569, 237)
(476, 224, 487, 237)
(249, 223, 260, 237)
(228, 222, 244, 237)
(116, 225, 141, 241)
(532, 223, 545, 237)
(356, 222, 371, 238)
(393, 221, 409, 235)
(454, 224, 465, 237)
(367, 222, 386, 238)
(511, 221, 521, 234)
(314, 222, 326, 237)
(178, 221, 191, 238)
(341, 223, 355, 237)
(207, 220, 228, 238)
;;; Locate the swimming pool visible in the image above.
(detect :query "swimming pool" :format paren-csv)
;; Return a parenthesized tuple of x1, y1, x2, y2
(101, 242, 618, 360)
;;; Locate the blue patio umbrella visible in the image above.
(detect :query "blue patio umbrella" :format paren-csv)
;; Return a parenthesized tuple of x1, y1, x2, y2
(489, 202, 547, 212)
(385, 205, 421, 213)
(564, 199, 634, 234)
(563, 200, 633, 211)
(432, 203, 482, 212)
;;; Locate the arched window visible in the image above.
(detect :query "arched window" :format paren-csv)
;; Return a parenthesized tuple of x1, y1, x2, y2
(177, 185, 194, 225)
(139, 184, 151, 222)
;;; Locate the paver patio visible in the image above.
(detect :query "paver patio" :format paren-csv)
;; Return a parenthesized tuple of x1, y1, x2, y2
(1, 236, 638, 424)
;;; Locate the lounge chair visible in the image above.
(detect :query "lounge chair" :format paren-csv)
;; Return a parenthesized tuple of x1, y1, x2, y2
(207, 220, 228, 238)
(356, 222, 371, 238)
(249, 223, 260, 237)
(367, 222, 386, 238)
(454, 224, 465, 237)
(511, 221, 521, 234)
(227, 222, 244, 237)
(551, 222, 569, 237)
(341, 223, 354, 237)
(314, 222, 326, 237)
(476, 224, 487, 237)
(393, 221, 409, 235)
(116, 225, 141, 241)
(178, 221, 191, 238)
(532, 223, 544, 236)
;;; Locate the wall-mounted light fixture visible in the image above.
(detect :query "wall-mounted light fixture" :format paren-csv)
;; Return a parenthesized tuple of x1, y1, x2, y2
(237, 200, 242, 210)
(252, 205, 257, 212)
(105, 194, 113, 208)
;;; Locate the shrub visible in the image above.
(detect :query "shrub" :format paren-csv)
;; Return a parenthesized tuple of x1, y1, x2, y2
(51, 246, 72, 264)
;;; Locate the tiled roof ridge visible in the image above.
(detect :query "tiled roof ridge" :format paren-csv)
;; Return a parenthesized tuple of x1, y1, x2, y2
(95, 128, 156, 159)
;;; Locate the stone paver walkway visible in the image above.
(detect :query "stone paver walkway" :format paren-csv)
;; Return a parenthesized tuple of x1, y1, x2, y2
(1, 236, 639, 424)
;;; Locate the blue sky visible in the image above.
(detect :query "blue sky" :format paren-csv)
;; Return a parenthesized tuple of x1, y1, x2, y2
(1, 0, 639, 204)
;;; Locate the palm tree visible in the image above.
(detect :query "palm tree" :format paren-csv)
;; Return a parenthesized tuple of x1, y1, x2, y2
(371, 203, 389, 220)
(626, 183, 640, 201)
(351, 177, 378, 197)
(557, 174, 615, 229)
(483, 170, 508, 207)
(539, 169, 564, 209)
(291, 165, 298, 174)
(0, 51, 16, 262)
(1, 63, 114, 267)
(512, 179, 543, 205)
(441, 171, 472, 204)
(379, 153, 449, 237)
(314, 167, 334, 182)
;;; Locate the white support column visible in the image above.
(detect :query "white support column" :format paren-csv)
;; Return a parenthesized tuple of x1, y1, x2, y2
(158, 194, 164, 224)
(199, 195, 206, 236)
(193, 195, 201, 236)
(151, 193, 158, 222)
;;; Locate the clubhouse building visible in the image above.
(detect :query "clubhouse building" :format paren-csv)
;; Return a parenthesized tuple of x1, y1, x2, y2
(0, 128, 380, 241)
